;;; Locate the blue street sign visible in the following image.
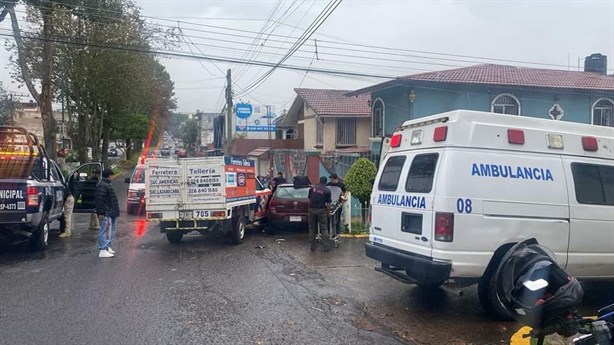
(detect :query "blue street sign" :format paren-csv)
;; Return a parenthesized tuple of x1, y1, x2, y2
(235, 103, 253, 119)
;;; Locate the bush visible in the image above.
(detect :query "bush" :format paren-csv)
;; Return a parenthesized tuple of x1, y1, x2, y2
(345, 158, 377, 228)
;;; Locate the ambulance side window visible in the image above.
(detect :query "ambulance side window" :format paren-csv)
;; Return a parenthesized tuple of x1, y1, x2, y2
(405, 153, 439, 193)
(571, 163, 614, 206)
(377, 156, 406, 191)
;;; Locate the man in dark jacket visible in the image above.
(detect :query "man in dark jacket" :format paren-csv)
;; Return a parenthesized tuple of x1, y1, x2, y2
(308, 176, 332, 252)
(95, 169, 120, 258)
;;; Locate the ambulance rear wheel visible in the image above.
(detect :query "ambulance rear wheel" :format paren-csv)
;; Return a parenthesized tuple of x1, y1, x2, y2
(478, 269, 514, 321)
(166, 231, 183, 243)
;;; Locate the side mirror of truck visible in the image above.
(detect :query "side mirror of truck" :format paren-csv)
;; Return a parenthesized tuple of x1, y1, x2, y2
(124, 177, 130, 183)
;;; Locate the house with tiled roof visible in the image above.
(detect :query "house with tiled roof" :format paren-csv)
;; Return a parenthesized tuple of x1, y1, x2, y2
(347, 53, 614, 160)
(278, 88, 371, 153)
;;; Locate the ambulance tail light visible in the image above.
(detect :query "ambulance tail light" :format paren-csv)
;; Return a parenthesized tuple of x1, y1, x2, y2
(507, 129, 525, 145)
(26, 186, 39, 207)
(582, 136, 598, 152)
(433, 126, 448, 142)
(390, 132, 402, 148)
(434, 212, 454, 242)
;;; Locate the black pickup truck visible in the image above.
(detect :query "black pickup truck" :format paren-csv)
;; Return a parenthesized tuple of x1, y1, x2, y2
(0, 127, 67, 250)
(0, 127, 102, 251)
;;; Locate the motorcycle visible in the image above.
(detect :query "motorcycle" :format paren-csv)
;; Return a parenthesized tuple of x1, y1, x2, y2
(496, 239, 613, 345)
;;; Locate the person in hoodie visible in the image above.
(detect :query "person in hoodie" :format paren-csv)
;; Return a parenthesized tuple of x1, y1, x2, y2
(94, 169, 120, 258)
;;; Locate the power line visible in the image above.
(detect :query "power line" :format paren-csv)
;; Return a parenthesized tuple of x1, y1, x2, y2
(238, 0, 343, 96)
(14, 5, 612, 73)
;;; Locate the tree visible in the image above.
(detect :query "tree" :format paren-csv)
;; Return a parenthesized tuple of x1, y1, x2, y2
(181, 118, 199, 155)
(345, 158, 378, 229)
(0, 85, 13, 126)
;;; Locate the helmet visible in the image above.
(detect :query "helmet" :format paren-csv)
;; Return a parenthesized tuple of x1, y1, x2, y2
(494, 238, 583, 333)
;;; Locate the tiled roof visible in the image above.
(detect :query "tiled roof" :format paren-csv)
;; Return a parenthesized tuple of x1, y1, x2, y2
(294, 88, 370, 117)
(401, 64, 614, 91)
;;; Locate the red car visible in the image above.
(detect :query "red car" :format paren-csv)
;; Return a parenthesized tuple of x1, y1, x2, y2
(267, 183, 310, 234)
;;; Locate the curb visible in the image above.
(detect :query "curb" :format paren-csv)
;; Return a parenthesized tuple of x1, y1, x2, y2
(340, 233, 369, 239)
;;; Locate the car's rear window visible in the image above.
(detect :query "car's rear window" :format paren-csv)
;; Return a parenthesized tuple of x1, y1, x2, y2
(274, 186, 310, 199)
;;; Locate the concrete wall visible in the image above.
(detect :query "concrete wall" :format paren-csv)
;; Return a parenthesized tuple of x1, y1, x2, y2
(356, 118, 371, 147)
(323, 119, 336, 152)
(302, 104, 318, 151)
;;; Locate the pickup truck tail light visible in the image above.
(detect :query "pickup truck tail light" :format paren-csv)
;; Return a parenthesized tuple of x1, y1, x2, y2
(434, 212, 454, 242)
(26, 186, 39, 207)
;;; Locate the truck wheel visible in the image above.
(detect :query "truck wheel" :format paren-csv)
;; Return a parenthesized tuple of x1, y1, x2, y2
(166, 231, 183, 243)
(478, 269, 514, 321)
(231, 216, 246, 245)
(30, 213, 49, 251)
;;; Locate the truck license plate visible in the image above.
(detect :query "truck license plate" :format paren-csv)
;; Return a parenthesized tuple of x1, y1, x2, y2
(193, 210, 210, 218)
(290, 216, 302, 222)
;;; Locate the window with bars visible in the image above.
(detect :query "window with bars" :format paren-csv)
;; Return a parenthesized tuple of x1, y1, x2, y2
(336, 118, 356, 146)
(492, 94, 520, 115)
(316, 118, 323, 146)
(592, 99, 614, 127)
(372, 100, 384, 137)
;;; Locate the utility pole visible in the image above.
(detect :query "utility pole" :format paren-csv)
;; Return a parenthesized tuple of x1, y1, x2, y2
(225, 69, 233, 155)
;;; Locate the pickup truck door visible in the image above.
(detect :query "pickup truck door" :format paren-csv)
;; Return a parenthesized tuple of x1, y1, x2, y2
(68, 163, 103, 213)
(48, 161, 65, 220)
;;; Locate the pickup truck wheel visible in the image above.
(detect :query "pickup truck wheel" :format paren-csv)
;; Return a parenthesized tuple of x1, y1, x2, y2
(478, 269, 514, 321)
(30, 213, 49, 251)
(231, 216, 246, 245)
(166, 231, 183, 243)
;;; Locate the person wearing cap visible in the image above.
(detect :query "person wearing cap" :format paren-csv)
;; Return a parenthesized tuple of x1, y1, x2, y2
(94, 169, 120, 258)
(308, 176, 332, 252)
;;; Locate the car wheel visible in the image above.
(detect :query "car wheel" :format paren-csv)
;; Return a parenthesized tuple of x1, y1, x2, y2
(30, 213, 49, 251)
(478, 268, 514, 321)
(166, 231, 183, 243)
(231, 215, 246, 244)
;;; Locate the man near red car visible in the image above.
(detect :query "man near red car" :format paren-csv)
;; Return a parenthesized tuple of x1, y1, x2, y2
(308, 176, 332, 252)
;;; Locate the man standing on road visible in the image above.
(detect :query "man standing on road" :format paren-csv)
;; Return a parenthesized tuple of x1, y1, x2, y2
(308, 176, 332, 252)
(95, 169, 120, 258)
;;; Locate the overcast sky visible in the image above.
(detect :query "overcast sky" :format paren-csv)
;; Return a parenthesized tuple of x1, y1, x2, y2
(1, 0, 613, 113)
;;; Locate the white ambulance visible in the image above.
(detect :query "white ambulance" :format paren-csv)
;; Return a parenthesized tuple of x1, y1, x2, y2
(366, 110, 614, 318)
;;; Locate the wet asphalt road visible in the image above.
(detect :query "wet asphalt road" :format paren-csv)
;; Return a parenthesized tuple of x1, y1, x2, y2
(1, 173, 613, 345)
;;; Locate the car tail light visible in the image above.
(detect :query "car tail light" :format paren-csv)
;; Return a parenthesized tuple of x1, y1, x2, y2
(26, 186, 39, 207)
(269, 200, 277, 214)
(507, 129, 525, 145)
(434, 212, 454, 242)
(582, 136, 598, 152)
(390, 132, 402, 148)
(433, 126, 448, 142)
